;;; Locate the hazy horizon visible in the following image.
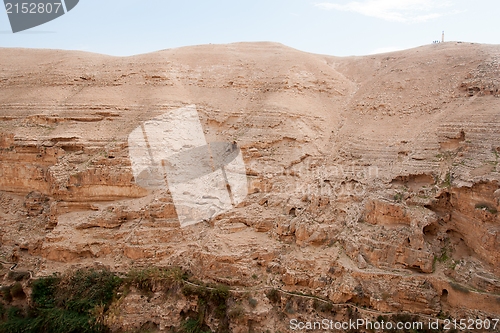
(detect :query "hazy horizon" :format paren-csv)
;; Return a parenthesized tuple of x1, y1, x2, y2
(1, 0, 499, 57)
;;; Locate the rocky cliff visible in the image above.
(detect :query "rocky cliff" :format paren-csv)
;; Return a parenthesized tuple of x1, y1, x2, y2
(0, 42, 499, 332)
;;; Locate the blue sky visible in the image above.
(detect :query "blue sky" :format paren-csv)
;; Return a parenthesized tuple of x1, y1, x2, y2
(1, 0, 499, 56)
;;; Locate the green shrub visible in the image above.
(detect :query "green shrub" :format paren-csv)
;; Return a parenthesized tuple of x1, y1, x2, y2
(9, 283, 25, 299)
(475, 203, 497, 214)
(313, 299, 333, 313)
(59, 268, 121, 313)
(284, 299, 295, 314)
(0, 266, 236, 333)
(210, 285, 230, 306)
(441, 172, 452, 188)
(227, 305, 244, 320)
(7, 271, 30, 282)
(31, 275, 60, 308)
(126, 267, 186, 295)
(6, 306, 22, 321)
(181, 282, 231, 331)
(0, 287, 12, 303)
(181, 317, 211, 333)
(182, 283, 229, 307)
(265, 289, 281, 304)
(449, 282, 470, 294)
(435, 246, 451, 264)
(1, 269, 121, 333)
(391, 313, 415, 323)
(248, 298, 258, 308)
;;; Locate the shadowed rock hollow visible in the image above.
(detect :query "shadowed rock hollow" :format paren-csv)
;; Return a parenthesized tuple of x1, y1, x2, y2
(0, 42, 499, 332)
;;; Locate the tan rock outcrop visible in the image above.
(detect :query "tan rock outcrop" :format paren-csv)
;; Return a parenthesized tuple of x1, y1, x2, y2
(1, 42, 499, 331)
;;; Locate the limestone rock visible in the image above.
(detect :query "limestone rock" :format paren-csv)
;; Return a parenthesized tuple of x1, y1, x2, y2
(1, 42, 500, 330)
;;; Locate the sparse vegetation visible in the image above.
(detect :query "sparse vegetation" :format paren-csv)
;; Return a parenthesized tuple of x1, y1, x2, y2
(449, 282, 470, 294)
(0, 287, 12, 303)
(0, 269, 121, 333)
(436, 247, 450, 263)
(313, 299, 333, 313)
(0, 264, 480, 333)
(181, 317, 210, 333)
(441, 171, 452, 188)
(448, 260, 458, 270)
(227, 305, 244, 320)
(9, 283, 24, 299)
(248, 297, 258, 308)
(394, 313, 418, 322)
(433, 243, 452, 272)
(126, 266, 185, 295)
(181, 282, 232, 331)
(265, 288, 281, 304)
(434, 244, 451, 263)
(493, 148, 499, 160)
(284, 299, 295, 314)
(475, 203, 497, 214)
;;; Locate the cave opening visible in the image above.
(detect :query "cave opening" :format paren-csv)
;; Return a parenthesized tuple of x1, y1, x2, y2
(441, 289, 449, 303)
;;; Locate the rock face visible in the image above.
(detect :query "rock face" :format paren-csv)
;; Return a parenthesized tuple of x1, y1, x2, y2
(1, 42, 499, 331)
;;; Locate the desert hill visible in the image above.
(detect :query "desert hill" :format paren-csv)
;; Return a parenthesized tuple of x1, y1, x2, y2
(0, 42, 499, 332)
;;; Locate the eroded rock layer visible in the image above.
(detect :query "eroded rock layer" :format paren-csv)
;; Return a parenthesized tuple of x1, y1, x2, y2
(1, 42, 499, 332)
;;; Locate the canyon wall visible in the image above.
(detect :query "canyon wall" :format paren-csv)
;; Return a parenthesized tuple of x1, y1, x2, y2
(0, 42, 499, 331)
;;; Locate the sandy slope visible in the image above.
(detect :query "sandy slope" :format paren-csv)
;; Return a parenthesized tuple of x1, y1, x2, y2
(0, 42, 499, 331)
